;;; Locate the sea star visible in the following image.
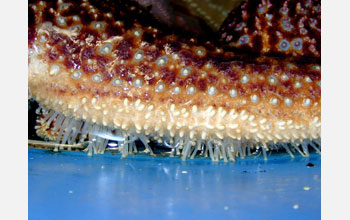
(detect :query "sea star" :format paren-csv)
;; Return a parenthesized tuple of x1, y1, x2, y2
(28, 0, 321, 161)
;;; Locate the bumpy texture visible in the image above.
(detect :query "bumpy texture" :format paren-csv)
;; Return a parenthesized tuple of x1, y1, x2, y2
(219, 0, 320, 59)
(28, 0, 321, 160)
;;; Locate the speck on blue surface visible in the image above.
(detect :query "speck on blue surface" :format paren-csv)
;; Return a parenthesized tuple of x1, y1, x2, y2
(29, 148, 320, 220)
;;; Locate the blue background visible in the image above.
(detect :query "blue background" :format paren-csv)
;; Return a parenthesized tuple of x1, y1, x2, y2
(29, 148, 320, 220)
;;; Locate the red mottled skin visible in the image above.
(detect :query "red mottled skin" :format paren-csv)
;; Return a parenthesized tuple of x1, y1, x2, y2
(219, 0, 320, 59)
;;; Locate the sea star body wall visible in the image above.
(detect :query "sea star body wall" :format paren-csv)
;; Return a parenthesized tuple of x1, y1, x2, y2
(219, 0, 320, 59)
(28, 0, 321, 160)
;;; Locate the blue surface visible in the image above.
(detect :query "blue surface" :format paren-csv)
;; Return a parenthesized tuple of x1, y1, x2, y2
(28, 148, 320, 220)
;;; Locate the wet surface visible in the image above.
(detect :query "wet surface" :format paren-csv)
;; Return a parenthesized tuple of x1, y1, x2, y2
(29, 148, 320, 220)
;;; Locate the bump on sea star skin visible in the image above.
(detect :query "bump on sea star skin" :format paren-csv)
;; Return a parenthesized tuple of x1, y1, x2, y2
(28, 0, 321, 159)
